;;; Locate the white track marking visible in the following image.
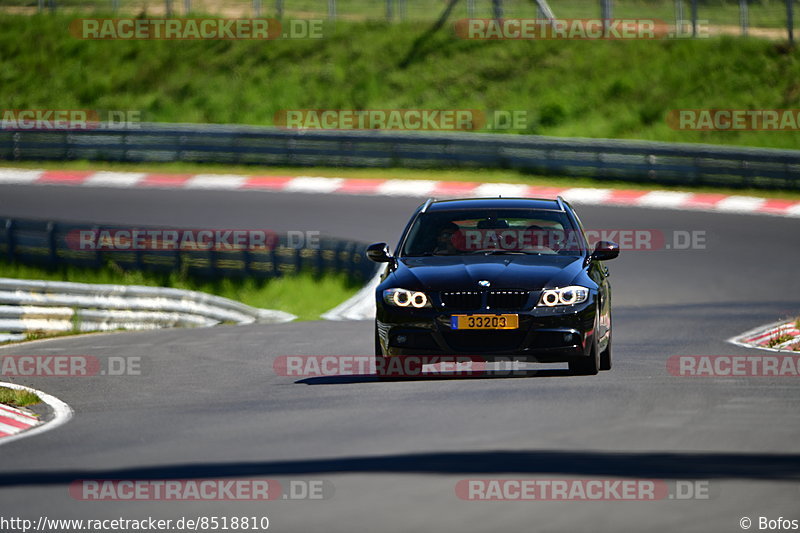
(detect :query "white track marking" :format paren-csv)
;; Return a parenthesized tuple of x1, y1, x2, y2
(0, 169, 44, 184)
(636, 191, 694, 208)
(560, 188, 613, 204)
(185, 174, 248, 189)
(284, 176, 344, 193)
(83, 171, 146, 188)
(714, 196, 767, 213)
(377, 180, 437, 197)
(474, 183, 530, 197)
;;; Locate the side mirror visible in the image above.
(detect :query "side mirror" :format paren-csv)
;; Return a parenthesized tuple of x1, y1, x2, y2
(591, 240, 619, 261)
(366, 242, 393, 263)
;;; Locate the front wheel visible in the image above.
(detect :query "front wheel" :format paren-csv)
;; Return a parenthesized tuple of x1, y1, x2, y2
(599, 335, 612, 371)
(374, 323, 382, 357)
(374, 324, 388, 377)
(569, 329, 599, 376)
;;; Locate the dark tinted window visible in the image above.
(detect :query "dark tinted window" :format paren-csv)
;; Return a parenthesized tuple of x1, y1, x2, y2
(401, 209, 585, 256)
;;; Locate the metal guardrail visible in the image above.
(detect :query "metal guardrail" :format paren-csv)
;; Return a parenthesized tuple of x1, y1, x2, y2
(0, 277, 296, 341)
(1, 123, 798, 190)
(0, 217, 377, 284)
(0, 216, 378, 339)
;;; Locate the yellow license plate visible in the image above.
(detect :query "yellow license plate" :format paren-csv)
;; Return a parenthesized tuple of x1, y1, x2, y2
(451, 314, 519, 330)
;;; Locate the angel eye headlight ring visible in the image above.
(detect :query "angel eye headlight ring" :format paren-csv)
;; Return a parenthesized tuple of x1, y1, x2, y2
(410, 292, 428, 308)
(393, 290, 410, 306)
(541, 290, 560, 306)
(384, 289, 430, 308)
(539, 286, 589, 307)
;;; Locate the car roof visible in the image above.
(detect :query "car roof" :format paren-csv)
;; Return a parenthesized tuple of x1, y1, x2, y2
(424, 197, 565, 212)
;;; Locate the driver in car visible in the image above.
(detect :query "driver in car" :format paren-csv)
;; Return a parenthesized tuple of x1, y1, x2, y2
(433, 222, 460, 255)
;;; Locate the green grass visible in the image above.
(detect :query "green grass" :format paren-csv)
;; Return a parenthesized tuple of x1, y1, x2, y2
(4, 159, 800, 200)
(1, 15, 799, 149)
(0, 387, 41, 408)
(0, 260, 362, 321)
(767, 332, 794, 347)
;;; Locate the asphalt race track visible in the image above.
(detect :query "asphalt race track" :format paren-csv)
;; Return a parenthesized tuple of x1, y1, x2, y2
(0, 183, 798, 533)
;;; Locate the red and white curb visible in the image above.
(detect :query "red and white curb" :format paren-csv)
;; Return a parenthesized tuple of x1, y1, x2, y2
(728, 319, 800, 352)
(2, 168, 799, 218)
(0, 402, 38, 437)
(0, 382, 73, 446)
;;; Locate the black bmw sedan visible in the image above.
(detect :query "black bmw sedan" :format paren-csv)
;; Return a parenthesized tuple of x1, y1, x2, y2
(366, 197, 619, 375)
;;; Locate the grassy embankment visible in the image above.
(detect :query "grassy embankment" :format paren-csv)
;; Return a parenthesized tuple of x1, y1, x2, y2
(0, 14, 798, 149)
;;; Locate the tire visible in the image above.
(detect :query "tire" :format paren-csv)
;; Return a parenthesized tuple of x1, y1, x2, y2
(599, 335, 612, 371)
(569, 333, 599, 376)
(374, 323, 383, 357)
(374, 324, 387, 377)
(600, 315, 612, 371)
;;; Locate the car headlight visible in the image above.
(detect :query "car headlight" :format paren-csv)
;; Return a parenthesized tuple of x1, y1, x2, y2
(383, 288, 430, 308)
(539, 286, 589, 307)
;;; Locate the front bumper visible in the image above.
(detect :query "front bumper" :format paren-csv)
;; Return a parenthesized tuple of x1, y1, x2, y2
(376, 299, 597, 363)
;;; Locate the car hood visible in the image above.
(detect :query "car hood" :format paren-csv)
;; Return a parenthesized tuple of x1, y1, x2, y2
(389, 255, 585, 291)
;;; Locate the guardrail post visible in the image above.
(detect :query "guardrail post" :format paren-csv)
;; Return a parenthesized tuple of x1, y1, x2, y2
(315, 245, 324, 275)
(46, 221, 57, 267)
(3, 220, 15, 263)
(691, 0, 698, 37)
(90, 225, 101, 268)
(294, 246, 302, 273)
(134, 241, 143, 271)
(345, 242, 357, 280)
(270, 244, 279, 277)
(209, 248, 220, 278)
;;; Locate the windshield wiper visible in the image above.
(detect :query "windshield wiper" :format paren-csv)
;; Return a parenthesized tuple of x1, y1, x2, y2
(469, 250, 536, 255)
(404, 252, 454, 257)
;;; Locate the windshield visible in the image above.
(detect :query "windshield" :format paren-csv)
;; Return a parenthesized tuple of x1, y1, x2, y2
(400, 208, 586, 257)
